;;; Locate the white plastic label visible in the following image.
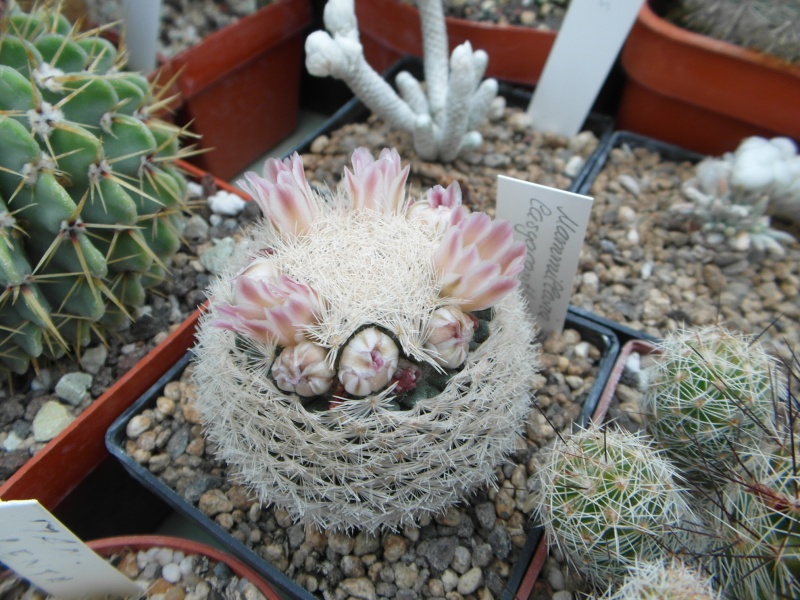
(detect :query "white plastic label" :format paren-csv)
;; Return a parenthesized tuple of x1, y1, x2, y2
(527, 0, 644, 136)
(496, 175, 593, 334)
(0, 500, 141, 599)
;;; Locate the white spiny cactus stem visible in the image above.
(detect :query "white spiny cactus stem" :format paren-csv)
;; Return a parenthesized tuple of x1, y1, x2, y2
(416, 0, 449, 116)
(439, 42, 476, 162)
(322, 0, 359, 40)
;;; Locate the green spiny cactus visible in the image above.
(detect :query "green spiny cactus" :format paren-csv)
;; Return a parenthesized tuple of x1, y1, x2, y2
(531, 423, 700, 585)
(668, 0, 800, 64)
(707, 440, 800, 598)
(0, 0, 193, 374)
(599, 558, 720, 600)
(640, 325, 780, 480)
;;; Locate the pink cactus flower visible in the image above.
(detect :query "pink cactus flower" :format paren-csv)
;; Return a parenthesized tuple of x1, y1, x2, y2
(407, 181, 469, 229)
(271, 342, 335, 397)
(238, 152, 316, 237)
(433, 211, 526, 311)
(343, 147, 410, 213)
(338, 327, 399, 396)
(213, 274, 322, 347)
(424, 306, 475, 369)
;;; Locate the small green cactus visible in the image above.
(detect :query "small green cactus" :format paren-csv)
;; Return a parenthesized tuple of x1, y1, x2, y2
(708, 441, 800, 598)
(640, 325, 780, 480)
(0, 0, 192, 373)
(532, 423, 699, 585)
(600, 558, 720, 600)
(668, 0, 800, 64)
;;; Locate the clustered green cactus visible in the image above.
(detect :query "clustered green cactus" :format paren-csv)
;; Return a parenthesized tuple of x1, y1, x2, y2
(600, 558, 720, 600)
(709, 440, 800, 599)
(533, 323, 798, 598)
(640, 325, 779, 480)
(0, 0, 192, 374)
(667, 0, 800, 64)
(532, 424, 698, 585)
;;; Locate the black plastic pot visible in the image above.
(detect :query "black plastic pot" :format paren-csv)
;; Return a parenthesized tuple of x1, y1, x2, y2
(106, 307, 619, 600)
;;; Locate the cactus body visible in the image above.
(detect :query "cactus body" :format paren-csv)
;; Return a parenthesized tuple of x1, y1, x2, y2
(601, 559, 720, 600)
(669, 0, 800, 64)
(533, 424, 697, 585)
(709, 442, 800, 599)
(193, 149, 538, 532)
(641, 326, 780, 480)
(0, 1, 191, 373)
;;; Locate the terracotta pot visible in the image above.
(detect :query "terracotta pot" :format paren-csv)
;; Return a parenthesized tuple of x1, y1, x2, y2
(0, 160, 249, 512)
(617, 0, 800, 155)
(12, 535, 279, 599)
(169, 0, 313, 181)
(354, 0, 556, 86)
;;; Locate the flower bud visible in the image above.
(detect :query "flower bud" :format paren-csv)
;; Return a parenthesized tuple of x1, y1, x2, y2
(338, 327, 399, 396)
(425, 306, 475, 369)
(271, 342, 334, 397)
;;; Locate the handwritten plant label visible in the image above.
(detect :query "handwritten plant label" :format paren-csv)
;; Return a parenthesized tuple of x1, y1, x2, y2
(0, 499, 141, 599)
(497, 175, 593, 334)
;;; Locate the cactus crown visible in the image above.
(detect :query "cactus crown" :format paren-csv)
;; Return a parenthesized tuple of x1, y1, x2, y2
(641, 324, 782, 479)
(0, 0, 195, 373)
(667, 0, 800, 64)
(193, 148, 538, 531)
(532, 423, 698, 584)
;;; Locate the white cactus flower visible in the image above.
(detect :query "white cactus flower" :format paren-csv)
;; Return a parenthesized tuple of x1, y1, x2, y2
(271, 342, 334, 397)
(424, 306, 475, 369)
(338, 327, 399, 396)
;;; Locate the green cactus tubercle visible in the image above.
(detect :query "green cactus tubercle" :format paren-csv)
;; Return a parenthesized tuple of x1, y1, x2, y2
(641, 325, 779, 479)
(533, 424, 697, 585)
(0, 1, 194, 374)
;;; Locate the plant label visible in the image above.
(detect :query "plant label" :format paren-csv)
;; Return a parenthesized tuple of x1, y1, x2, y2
(527, 0, 644, 136)
(0, 499, 141, 599)
(496, 175, 593, 334)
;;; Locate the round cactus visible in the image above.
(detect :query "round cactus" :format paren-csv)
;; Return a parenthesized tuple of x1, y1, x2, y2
(193, 148, 538, 531)
(708, 441, 800, 599)
(601, 559, 720, 600)
(532, 423, 698, 585)
(0, 0, 191, 373)
(641, 325, 780, 480)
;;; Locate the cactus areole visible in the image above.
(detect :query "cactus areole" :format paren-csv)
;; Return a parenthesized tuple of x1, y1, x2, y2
(194, 148, 540, 531)
(0, 1, 192, 374)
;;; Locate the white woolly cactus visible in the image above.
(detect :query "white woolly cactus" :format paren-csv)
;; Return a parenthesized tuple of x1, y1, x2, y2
(641, 325, 781, 480)
(601, 559, 720, 600)
(531, 423, 698, 585)
(669, 136, 798, 256)
(193, 147, 538, 531)
(305, 0, 503, 162)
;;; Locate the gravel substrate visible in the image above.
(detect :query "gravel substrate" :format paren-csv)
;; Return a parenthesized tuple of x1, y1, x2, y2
(570, 140, 800, 364)
(120, 323, 603, 600)
(83, 0, 268, 58)
(0, 543, 268, 599)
